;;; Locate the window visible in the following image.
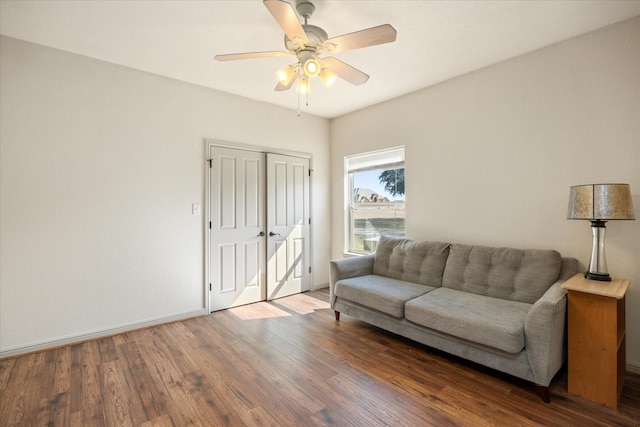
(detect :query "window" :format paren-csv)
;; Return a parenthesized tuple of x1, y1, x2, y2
(345, 147, 405, 254)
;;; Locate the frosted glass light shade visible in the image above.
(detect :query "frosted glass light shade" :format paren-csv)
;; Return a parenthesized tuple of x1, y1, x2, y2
(303, 59, 321, 77)
(319, 69, 337, 87)
(276, 66, 297, 86)
(297, 77, 310, 94)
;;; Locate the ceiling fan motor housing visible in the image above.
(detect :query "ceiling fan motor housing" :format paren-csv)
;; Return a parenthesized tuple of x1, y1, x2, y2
(285, 24, 328, 52)
(285, 24, 327, 77)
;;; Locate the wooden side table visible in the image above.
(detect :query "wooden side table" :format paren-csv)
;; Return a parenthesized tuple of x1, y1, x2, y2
(562, 273, 629, 409)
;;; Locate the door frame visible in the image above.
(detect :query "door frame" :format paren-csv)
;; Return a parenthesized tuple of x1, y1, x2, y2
(204, 139, 313, 314)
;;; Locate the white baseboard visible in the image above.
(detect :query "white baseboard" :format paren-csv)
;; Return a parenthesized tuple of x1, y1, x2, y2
(311, 282, 329, 291)
(627, 360, 640, 375)
(0, 309, 207, 359)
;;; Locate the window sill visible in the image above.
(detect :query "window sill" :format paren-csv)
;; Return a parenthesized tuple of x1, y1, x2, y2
(342, 251, 371, 258)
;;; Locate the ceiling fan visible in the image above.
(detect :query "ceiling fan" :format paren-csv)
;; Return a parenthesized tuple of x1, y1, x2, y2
(214, 0, 397, 93)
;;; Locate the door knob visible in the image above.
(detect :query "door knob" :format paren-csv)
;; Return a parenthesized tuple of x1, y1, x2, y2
(269, 231, 280, 236)
(258, 231, 265, 237)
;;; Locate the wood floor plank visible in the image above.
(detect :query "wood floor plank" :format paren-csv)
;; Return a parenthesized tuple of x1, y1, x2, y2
(1, 289, 640, 426)
(99, 360, 136, 427)
(1, 352, 46, 425)
(53, 345, 72, 395)
(37, 390, 71, 427)
(0, 357, 15, 392)
(77, 341, 107, 425)
(138, 414, 175, 427)
(118, 341, 167, 423)
(238, 405, 281, 427)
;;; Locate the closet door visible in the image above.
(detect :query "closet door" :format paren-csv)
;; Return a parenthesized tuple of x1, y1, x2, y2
(266, 153, 310, 300)
(209, 147, 266, 311)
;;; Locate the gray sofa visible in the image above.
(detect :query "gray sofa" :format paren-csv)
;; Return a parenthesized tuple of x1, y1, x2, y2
(329, 235, 578, 402)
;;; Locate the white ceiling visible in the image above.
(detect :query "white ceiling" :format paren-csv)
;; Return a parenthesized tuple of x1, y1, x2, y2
(1, 1, 639, 118)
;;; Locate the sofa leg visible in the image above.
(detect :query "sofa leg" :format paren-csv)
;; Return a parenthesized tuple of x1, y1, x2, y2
(534, 385, 550, 403)
(334, 311, 340, 321)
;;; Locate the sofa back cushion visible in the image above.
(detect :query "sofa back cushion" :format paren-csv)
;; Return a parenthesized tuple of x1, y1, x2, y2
(372, 236, 450, 287)
(442, 244, 561, 303)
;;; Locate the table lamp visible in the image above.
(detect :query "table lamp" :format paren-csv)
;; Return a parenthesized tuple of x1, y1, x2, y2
(567, 183, 635, 281)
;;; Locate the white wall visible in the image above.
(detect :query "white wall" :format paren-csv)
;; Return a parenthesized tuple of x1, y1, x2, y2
(0, 36, 331, 356)
(331, 18, 640, 370)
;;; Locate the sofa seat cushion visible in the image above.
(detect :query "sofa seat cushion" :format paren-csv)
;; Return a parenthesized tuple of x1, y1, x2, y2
(334, 275, 435, 318)
(405, 288, 532, 353)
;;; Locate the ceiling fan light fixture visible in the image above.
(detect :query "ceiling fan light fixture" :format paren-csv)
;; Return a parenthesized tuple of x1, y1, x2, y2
(319, 69, 337, 87)
(303, 58, 321, 77)
(276, 65, 297, 86)
(216, 0, 398, 109)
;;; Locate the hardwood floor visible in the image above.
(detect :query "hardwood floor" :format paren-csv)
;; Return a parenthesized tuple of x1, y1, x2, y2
(1, 289, 639, 426)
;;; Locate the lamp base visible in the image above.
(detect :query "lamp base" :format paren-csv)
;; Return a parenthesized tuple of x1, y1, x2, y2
(586, 220, 611, 282)
(584, 271, 611, 282)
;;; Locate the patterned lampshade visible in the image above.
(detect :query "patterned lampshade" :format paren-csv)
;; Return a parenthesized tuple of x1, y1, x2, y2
(567, 184, 635, 221)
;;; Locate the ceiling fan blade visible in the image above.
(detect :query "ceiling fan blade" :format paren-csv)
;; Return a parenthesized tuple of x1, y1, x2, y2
(324, 24, 397, 53)
(275, 74, 298, 91)
(214, 51, 288, 61)
(324, 57, 369, 86)
(263, 0, 308, 43)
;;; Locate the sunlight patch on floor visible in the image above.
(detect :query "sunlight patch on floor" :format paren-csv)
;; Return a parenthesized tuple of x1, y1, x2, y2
(226, 293, 331, 320)
(274, 293, 331, 315)
(228, 301, 292, 320)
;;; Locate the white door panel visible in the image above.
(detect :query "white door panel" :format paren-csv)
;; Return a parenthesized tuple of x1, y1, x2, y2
(266, 154, 310, 300)
(209, 147, 265, 311)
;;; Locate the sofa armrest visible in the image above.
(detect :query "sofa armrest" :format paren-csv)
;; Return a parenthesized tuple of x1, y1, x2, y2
(524, 281, 567, 386)
(329, 254, 375, 307)
(524, 257, 578, 386)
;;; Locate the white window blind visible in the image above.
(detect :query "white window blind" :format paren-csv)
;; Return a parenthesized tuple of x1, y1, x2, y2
(346, 147, 404, 173)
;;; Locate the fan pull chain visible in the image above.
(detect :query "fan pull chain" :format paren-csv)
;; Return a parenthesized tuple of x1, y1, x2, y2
(297, 77, 310, 117)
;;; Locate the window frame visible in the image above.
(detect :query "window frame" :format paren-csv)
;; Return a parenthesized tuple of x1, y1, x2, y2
(344, 147, 405, 255)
